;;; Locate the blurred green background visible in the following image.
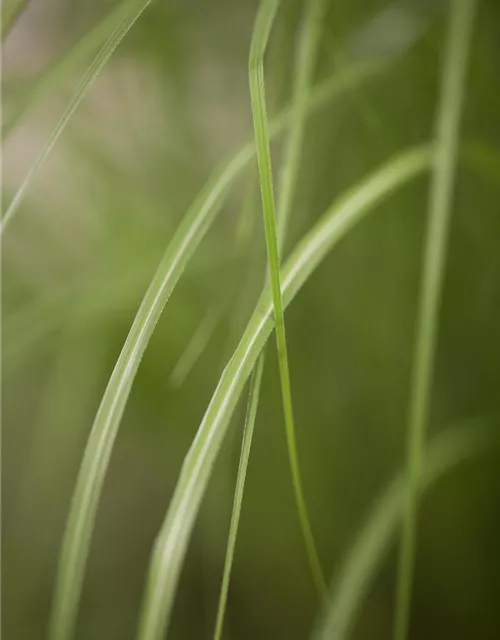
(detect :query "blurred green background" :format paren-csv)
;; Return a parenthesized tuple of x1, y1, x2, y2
(2, 0, 500, 638)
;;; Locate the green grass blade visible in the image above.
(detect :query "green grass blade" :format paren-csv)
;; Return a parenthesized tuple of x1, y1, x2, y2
(1, 0, 29, 41)
(48, 59, 382, 640)
(249, 0, 328, 597)
(2, 0, 145, 137)
(136, 145, 432, 640)
(312, 419, 497, 640)
(276, 0, 328, 247)
(213, 356, 265, 640)
(1, 0, 154, 235)
(393, 2, 477, 638)
(213, 0, 328, 632)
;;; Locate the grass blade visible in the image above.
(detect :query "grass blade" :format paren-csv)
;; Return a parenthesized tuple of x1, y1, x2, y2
(214, 0, 329, 632)
(275, 0, 329, 247)
(393, 2, 477, 638)
(312, 419, 497, 640)
(48, 59, 383, 640)
(136, 145, 432, 640)
(2, 0, 146, 137)
(1, 0, 154, 234)
(213, 356, 265, 640)
(249, 0, 327, 598)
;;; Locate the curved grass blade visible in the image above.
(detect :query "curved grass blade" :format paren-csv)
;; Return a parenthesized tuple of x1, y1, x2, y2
(136, 145, 432, 640)
(2, 0, 145, 137)
(213, 356, 265, 640)
(393, 2, 477, 638)
(214, 0, 329, 632)
(1, 0, 154, 235)
(311, 418, 498, 640)
(48, 59, 384, 640)
(249, 0, 328, 598)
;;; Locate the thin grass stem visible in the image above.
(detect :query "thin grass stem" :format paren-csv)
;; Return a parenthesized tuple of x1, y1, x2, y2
(213, 357, 265, 640)
(393, 2, 477, 638)
(213, 1, 329, 633)
(249, 0, 328, 597)
(1, 0, 154, 235)
(2, 0, 146, 137)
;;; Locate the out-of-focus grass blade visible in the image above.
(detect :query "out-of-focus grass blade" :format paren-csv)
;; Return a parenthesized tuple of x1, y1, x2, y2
(249, 0, 328, 598)
(136, 145, 432, 640)
(48, 59, 385, 640)
(393, 2, 477, 638)
(214, 0, 329, 633)
(311, 419, 498, 640)
(1, 0, 29, 41)
(1, 0, 154, 235)
(170, 308, 221, 388)
(2, 0, 146, 136)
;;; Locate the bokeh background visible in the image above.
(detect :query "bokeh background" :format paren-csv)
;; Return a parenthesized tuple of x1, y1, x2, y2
(2, 0, 500, 638)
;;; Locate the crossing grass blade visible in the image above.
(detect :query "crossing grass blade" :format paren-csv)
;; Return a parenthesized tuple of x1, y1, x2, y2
(47, 58, 386, 640)
(1, 0, 155, 235)
(213, 356, 265, 640)
(393, 2, 478, 638)
(311, 418, 498, 640)
(249, 0, 328, 598)
(136, 145, 432, 640)
(213, 0, 329, 634)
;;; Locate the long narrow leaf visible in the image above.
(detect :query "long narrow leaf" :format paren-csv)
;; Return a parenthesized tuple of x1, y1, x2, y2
(213, 357, 265, 640)
(1, 0, 154, 234)
(214, 0, 329, 632)
(275, 0, 328, 247)
(2, 0, 145, 137)
(312, 419, 497, 640)
(136, 145, 432, 640)
(249, 0, 327, 597)
(393, 2, 477, 638)
(48, 59, 384, 640)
